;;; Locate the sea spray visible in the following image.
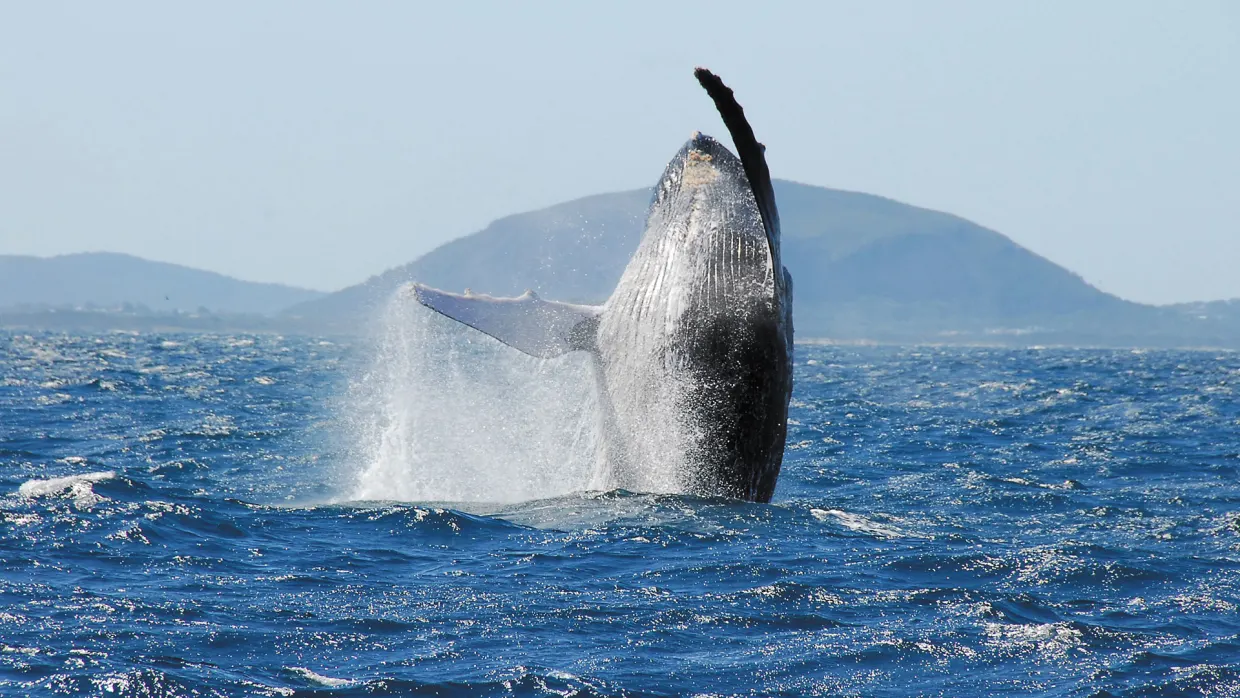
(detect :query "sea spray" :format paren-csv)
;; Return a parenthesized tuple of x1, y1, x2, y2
(347, 289, 603, 502)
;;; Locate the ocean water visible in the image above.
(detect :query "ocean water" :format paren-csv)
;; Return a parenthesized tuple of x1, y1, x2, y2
(2, 323, 1239, 697)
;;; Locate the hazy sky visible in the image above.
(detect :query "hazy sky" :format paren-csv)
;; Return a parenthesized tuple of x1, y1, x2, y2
(1, 2, 1237, 304)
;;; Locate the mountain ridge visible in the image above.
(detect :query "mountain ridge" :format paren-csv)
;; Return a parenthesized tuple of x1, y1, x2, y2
(6, 186, 1238, 348)
(285, 179, 1212, 346)
(0, 252, 324, 316)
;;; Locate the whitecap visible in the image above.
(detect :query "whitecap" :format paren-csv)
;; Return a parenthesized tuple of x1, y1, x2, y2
(983, 621, 1083, 658)
(19, 471, 115, 498)
(811, 508, 911, 539)
(997, 476, 1081, 491)
(35, 393, 73, 406)
(18, 471, 115, 509)
(286, 667, 354, 688)
(3, 512, 40, 526)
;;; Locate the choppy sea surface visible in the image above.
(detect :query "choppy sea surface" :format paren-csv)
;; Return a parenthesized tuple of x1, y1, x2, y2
(2, 328, 1239, 697)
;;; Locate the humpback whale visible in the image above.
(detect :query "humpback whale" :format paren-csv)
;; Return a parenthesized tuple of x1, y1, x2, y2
(409, 68, 793, 502)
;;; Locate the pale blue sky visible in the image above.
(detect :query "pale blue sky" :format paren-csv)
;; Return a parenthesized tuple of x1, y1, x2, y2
(1, 2, 1236, 304)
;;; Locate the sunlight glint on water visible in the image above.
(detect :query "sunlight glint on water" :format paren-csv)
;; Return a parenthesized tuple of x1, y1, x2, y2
(3, 333, 1239, 696)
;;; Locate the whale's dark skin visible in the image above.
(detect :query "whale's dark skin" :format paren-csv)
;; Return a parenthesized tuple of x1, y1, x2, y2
(410, 69, 793, 502)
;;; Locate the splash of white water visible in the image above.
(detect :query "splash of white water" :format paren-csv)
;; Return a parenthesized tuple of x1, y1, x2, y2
(346, 288, 604, 503)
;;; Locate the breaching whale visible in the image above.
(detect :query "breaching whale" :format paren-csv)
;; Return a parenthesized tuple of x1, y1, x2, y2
(409, 68, 793, 502)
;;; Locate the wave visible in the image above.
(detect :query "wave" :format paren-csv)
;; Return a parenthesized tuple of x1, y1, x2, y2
(12, 666, 662, 697)
(16, 471, 115, 509)
(285, 666, 356, 688)
(811, 507, 922, 539)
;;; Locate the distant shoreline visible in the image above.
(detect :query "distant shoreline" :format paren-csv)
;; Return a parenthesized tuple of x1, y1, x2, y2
(3, 310, 1235, 352)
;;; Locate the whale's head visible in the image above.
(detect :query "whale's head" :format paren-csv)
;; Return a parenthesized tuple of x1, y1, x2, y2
(643, 132, 778, 297)
(652, 133, 764, 224)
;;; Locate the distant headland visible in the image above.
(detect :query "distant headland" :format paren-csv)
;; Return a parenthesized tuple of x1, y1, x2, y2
(5, 184, 1239, 348)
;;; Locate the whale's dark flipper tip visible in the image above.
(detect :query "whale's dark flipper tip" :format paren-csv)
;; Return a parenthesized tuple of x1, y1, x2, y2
(693, 67, 731, 99)
(692, 68, 746, 133)
(691, 67, 779, 251)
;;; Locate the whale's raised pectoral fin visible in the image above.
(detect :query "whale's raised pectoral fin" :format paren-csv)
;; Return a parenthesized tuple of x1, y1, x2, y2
(694, 68, 781, 276)
(694, 68, 778, 238)
(408, 283, 602, 358)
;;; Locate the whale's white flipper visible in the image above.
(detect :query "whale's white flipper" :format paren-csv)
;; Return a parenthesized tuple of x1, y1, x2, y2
(408, 283, 602, 358)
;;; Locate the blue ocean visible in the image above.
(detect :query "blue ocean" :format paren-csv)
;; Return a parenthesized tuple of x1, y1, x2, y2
(2, 323, 1239, 697)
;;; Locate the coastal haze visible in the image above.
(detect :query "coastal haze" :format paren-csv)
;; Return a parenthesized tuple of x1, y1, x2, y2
(5, 181, 1240, 347)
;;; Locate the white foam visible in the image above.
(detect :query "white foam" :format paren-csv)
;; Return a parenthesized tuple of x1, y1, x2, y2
(983, 622, 1083, 658)
(2, 512, 39, 526)
(287, 667, 354, 688)
(812, 508, 910, 539)
(18, 471, 115, 509)
(998, 476, 1080, 490)
(345, 292, 602, 503)
(19, 471, 115, 497)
